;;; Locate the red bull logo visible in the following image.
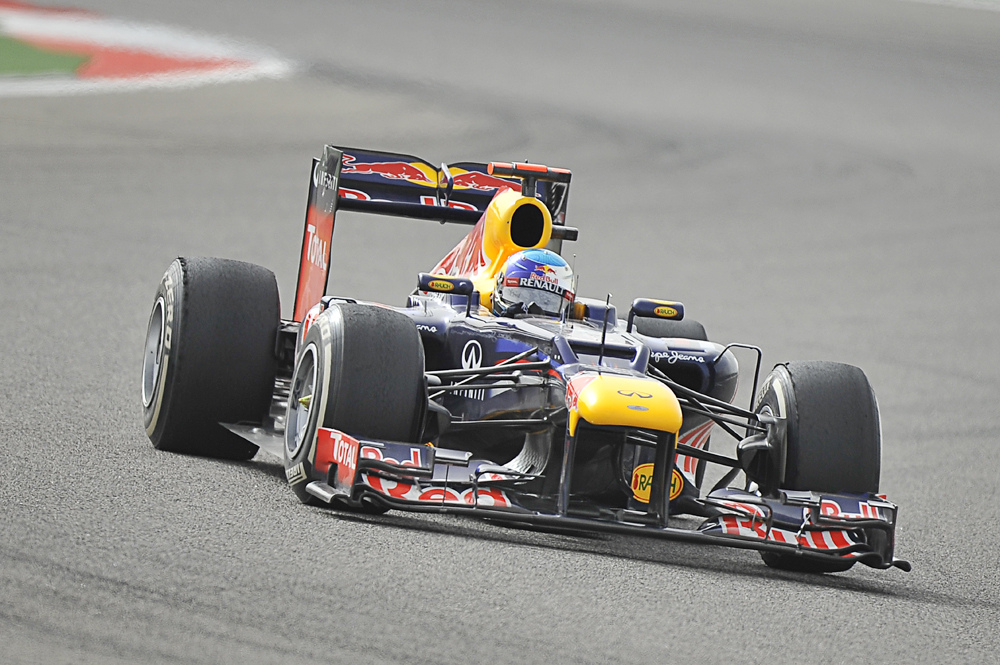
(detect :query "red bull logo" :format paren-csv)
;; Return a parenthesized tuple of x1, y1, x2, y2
(530, 263, 558, 283)
(341, 154, 436, 186)
(340, 155, 521, 193)
(451, 170, 521, 192)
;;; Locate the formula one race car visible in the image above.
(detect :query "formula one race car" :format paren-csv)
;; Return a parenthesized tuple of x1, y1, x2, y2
(141, 146, 909, 574)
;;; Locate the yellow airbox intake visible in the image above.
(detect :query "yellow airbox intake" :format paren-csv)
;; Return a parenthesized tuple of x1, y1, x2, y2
(482, 188, 552, 270)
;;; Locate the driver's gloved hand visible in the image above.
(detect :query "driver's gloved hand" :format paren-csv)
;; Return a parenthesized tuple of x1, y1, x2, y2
(499, 301, 528, 317)
(499, 302, 545, 317)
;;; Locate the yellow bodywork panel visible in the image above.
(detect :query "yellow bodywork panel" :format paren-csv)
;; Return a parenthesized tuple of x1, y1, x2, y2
(474, 190, 553, 309)
(567, 373, 682, 436)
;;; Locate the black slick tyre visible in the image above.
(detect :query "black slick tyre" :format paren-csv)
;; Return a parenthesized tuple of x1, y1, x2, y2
(753, 361, 881, 573)
(284, 303, 426, 506)
(142, 257, 279, 461)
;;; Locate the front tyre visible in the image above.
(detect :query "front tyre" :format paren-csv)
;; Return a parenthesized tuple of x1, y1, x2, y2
(142, 257, 279, 460)
(753, 361, 881, 573)
(284, 303, 426, 505)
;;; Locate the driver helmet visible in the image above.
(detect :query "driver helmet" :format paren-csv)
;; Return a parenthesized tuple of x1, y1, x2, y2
(493, 248, 575, 317)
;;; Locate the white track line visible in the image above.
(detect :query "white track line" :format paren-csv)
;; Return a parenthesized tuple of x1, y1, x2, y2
(0, 5, 295, 96)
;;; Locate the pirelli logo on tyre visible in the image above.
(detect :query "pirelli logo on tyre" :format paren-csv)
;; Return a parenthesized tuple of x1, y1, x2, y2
(285, 462, 307, 485)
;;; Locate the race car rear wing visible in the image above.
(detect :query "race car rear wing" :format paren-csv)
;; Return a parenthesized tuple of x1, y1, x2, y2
(293, 145, 578, 320)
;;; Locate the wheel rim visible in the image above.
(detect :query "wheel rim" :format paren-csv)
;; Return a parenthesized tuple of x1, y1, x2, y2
(286, 344, 318, 459)
(142, 298, 165, 408)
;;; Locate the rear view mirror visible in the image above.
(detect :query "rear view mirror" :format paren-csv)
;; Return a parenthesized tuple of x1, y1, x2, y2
(417, 273, 475, 296)
(627, 298, 685, 332)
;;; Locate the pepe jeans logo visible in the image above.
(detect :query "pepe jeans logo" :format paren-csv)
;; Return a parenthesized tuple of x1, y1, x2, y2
(651, 350, 705, 365)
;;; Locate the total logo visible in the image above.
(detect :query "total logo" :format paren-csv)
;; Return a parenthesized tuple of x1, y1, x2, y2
(630, 463, 684, 503)
(305, 223, 328, 270)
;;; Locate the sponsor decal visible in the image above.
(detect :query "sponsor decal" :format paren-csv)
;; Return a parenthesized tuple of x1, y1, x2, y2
(312, 162, 337, 192)
(293, 201, 334, 321)
(716, 500, 768, 518)
(462, 340, 483, 369)
(337, 187, 370, 200)
(675, 420, 714, 476)
(651, 350, 705, 364)
(340, 154, 436, 186)
(517, 276, 567, 296)
(311, 429, 362, 489)
(627, 404, 649, 411)
(304, 223, 328, 271)
(714, 516, 856, 551)
(451, 170, 521, 193)
(285, 462, 307, 485)
(162, 269, 175, 353)
(361, 474, 511, 507)
(301, 304, 322, 340)
(630, 464, 684, 503)
(617, 390, 652, 398)
(360, 444, 427, 468)
(428, 279, 454, 292)
(654, 306, 678, 318)
(415, 324, 437, 333)
(820, 498, 883, 521)
(530, 264, 558, 283)
(430, 218, 488, 277)
(460, 340, 485, 400)
(566, 375, 597, 412)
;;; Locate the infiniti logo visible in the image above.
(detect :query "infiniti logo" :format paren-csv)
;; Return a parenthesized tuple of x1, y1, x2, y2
(617, 390, 652, 398)
(462, 340, 483, 370)
(313, 161, 337, 192)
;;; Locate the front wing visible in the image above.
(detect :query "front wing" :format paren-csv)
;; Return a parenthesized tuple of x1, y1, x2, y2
(305, 427, 910, 572)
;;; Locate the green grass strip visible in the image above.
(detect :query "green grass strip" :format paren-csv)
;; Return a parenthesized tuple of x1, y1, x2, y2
(0, 35, 88, 77)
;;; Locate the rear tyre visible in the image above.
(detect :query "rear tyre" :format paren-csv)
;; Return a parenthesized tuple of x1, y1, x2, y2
(284, 303, 426, 505)
(634, 317, 707, 341)
(142, 257, 279, 461)
(754, 361, 881, 573)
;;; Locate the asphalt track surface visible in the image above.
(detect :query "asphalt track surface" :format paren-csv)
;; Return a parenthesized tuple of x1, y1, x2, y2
(2, 1, 1000, 663)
